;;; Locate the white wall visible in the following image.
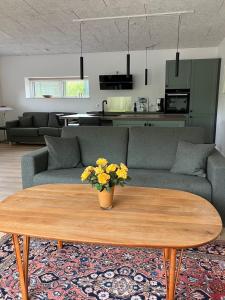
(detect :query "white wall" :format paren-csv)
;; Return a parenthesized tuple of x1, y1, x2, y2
(216, 38, 225, 156)
(0, 47, 218, 121)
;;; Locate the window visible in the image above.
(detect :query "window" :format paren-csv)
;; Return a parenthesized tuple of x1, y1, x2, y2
(25, 77, 90, 99)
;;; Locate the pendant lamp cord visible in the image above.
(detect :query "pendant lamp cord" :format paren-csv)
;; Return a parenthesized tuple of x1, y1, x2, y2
(127, 18, 130, 54)
(80, 22, 83, 56)
(176, 15, 181, 52)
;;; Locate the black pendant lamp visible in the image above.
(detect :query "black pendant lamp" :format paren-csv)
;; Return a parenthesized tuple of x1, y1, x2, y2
(175, 15, 181, 77)
(126, 18, 130, 76)
(80, 22, 84, 80)
(145, 47, 149, 85)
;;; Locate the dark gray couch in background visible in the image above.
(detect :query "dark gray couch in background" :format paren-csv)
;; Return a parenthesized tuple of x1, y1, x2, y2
(21, 126, 225, 223)
(6, 112, 72, 144)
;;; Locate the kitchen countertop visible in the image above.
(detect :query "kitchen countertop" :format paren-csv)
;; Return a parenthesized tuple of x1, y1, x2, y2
(61, 112, 187, 122)
(88, 112, 187, 121)
(102, 113, 186, 121)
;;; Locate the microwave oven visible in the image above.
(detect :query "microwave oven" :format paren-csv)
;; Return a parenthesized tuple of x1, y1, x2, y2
(165, 89, 190, 114)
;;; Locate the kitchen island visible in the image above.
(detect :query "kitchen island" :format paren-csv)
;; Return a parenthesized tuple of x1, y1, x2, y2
(105, 113, 186, 127)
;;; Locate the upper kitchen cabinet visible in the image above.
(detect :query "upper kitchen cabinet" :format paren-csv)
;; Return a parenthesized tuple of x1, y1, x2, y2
(189, 59, 221, 115)
(166, 60, 192, 89)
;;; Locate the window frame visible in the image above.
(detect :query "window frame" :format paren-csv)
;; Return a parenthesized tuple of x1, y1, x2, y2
(25, 76, 90, 99)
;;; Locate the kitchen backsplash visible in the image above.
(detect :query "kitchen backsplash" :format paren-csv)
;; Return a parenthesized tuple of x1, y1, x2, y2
(106, 97, 133, 112)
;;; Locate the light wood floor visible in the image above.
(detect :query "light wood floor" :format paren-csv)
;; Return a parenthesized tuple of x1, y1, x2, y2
(0, 143, 40, 238)
(0, 143, 224, 240)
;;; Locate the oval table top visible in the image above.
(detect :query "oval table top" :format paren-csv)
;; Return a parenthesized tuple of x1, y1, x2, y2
(0, 184, 222, 249)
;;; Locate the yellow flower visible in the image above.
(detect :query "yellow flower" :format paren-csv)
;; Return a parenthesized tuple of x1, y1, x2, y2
(94, 166, 104, 175)
(106, 164, 118, 173)
(120, 163, 128, 172)
(81, 170, 91, 181)
(97, 173, 110, 184)
(85, 166, 94, 172)
(116, 168, 127, 180)
(96, 158, 108, 167)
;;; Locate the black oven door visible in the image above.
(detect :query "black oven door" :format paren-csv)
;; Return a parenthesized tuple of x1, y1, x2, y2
(165, 90, 190, 114)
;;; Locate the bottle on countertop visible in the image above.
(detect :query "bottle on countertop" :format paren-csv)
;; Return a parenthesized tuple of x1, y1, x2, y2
(134, 102, 137, 112)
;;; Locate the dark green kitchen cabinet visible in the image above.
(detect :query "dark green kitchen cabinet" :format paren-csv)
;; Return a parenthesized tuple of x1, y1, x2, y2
(165, 58, 221, 142)
(189, 59, 220, 114)
(166, 60, 192, 89)
(188, 59, 221, 142)
(187, 114, 216, 143)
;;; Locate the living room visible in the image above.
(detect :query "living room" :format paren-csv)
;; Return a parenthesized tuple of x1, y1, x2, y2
(0, 1, 225, 299)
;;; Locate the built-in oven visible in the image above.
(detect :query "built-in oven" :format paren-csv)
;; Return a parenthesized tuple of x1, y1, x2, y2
(165, 89, 190, 114)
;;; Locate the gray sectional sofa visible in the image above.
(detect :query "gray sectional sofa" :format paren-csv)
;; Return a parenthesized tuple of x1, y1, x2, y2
(21, 126, 225, 223)
(6, 112, 71, 144)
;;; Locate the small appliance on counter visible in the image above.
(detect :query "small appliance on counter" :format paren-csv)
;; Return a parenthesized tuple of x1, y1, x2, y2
(136, 97, 149, 112)
(156, 98, 165, 112)
(165, 89, 190, 114)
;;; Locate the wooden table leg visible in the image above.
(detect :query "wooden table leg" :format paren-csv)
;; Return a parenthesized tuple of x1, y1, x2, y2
(57, 240, 63, 249)
(12, 234, 30, 300)
(163, 248, 183, 300)
(168, 248, 177, 300)
(164, 248, 171, 261)
(23, 236, 30, 296)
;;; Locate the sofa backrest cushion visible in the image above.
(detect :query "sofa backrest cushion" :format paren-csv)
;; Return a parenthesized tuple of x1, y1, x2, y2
(127, 127, 206, 170)
(19, 116, 33, 127)
(23, 112, 49, 127)
(62, 126, 129, 166)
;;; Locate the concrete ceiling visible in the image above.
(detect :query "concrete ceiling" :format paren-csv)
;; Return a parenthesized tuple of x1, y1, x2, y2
(0, 0, 225, 55)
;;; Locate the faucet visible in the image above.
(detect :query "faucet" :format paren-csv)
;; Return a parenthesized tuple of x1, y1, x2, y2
(102, 100, 107, 116)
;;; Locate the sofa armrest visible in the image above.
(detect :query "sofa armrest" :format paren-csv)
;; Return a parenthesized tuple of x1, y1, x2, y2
(21, 147, 48, 188)
(6, 120, 19, 128)
(207, 149, 225, 224)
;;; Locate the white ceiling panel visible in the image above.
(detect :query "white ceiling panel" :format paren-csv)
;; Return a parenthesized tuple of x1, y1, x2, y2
(0, 0, 224, 55)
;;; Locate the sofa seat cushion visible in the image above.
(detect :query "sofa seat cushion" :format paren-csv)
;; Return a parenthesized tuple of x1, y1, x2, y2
(39, 127, 60, 137)
(128, 169, 212, 201)
(33, 167, 212, 201)
(8, 128, 39, 137)
(33, 168, 85, 185)
(127, 127, 206, 170)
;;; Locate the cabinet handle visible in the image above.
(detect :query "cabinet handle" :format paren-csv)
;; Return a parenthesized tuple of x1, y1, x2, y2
(148, 123, 152, 126)
(190, 116, 193, 119)
(144, 123, 147, 126)
(190, 110, 193, 113)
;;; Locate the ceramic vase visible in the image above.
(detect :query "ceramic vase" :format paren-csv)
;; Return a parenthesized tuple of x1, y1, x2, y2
(98, 187, 114, 209)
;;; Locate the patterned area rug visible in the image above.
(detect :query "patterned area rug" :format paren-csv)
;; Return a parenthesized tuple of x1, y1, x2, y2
(0, 235, 224, 300)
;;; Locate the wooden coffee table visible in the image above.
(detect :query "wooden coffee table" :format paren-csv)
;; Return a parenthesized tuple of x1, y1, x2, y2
(0, 184, 222, 300)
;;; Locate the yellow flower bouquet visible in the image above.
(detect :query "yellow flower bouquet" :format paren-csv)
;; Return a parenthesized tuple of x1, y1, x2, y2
(81, 157, 131, 192)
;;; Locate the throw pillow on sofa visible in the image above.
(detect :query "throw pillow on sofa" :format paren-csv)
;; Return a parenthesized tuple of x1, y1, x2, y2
(44, 135, 81, 170)
(170, 141, 215, 177)
(19, 116, 33, 127)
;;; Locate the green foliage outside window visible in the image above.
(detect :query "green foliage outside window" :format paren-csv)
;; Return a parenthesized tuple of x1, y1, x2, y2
(31, 78, 90, 98)
(65, 80, 89, 97)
